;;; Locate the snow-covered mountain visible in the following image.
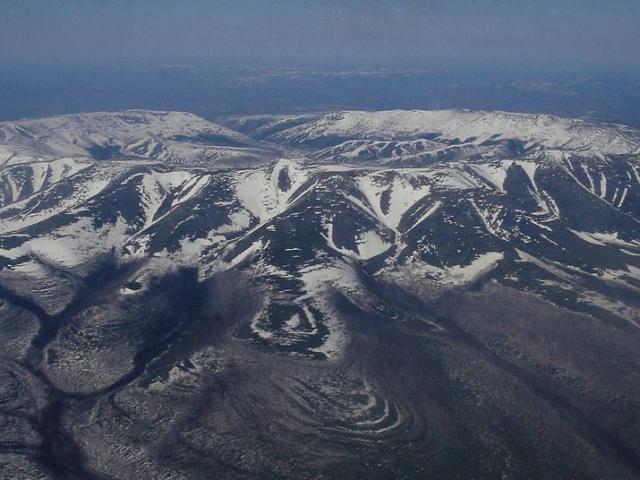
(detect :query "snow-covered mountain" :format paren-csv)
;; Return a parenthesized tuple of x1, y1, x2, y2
(228, 109, 640, 161)
(2, 109, 640, 480)
(0, 110, 276, 166)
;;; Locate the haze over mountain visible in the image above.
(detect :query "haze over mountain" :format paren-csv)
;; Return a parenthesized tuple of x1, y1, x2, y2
(2, 0, 639, 66)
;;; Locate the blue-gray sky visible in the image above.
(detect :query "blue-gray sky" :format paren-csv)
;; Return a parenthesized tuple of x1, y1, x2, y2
(1, 0, 639, 67)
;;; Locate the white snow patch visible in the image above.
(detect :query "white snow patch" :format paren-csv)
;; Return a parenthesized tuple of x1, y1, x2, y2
(236, 159, 309, 222)
(569, 229, 639, 249)
(24, 217, 130, 268)
(356, 230, 391, 260)
(470, 163, 508, 191)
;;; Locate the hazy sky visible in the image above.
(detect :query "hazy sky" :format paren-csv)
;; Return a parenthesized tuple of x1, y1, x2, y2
(1, 0, 639, 67)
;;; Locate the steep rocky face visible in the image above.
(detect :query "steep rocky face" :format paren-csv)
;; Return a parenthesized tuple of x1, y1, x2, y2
(1, 109, 640, 479)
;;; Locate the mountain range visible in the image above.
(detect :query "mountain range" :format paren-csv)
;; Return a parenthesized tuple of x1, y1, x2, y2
(1, 108, 640, 479)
